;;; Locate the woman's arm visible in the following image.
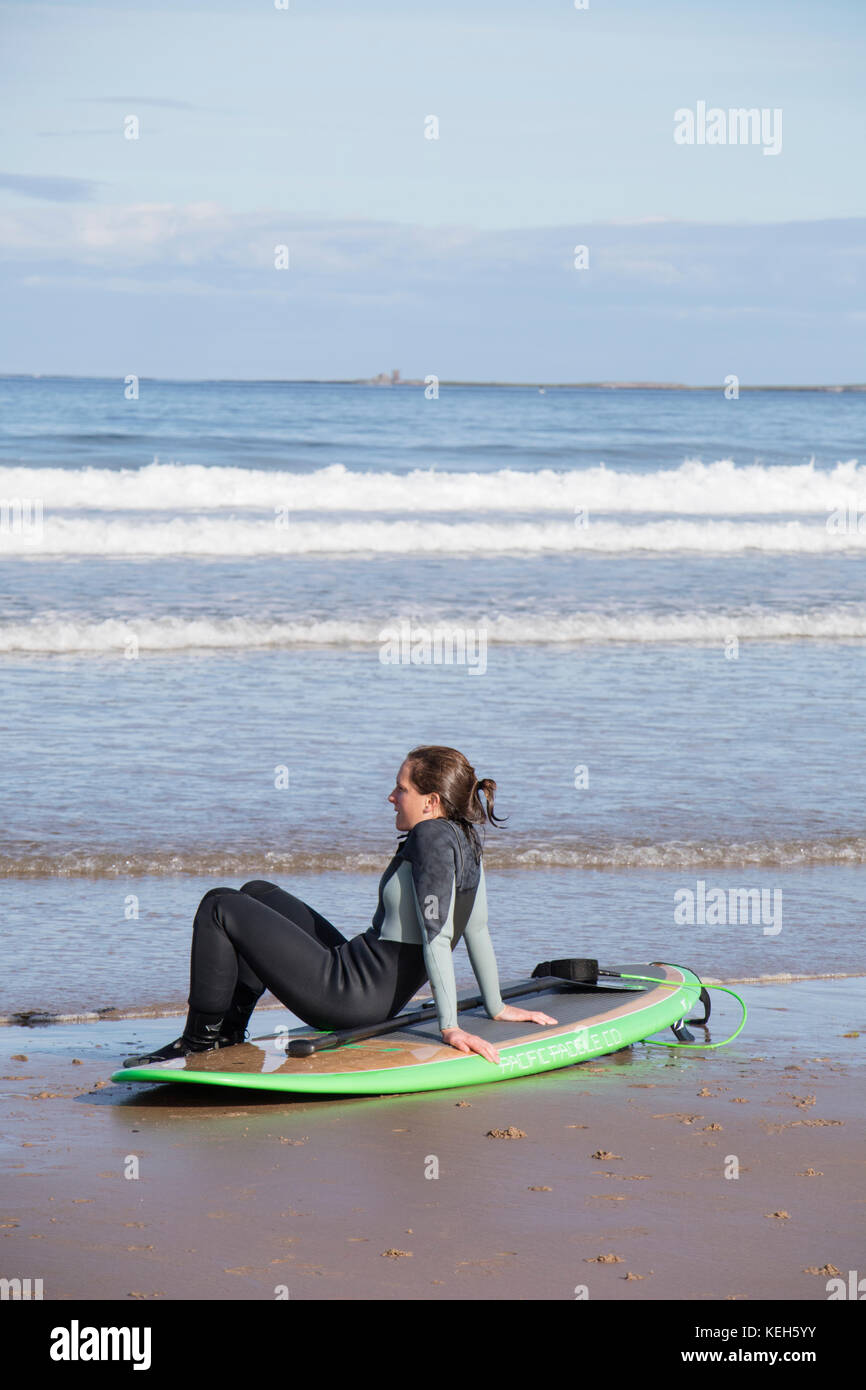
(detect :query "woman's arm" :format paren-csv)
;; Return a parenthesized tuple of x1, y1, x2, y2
(456, 871, 557, 1046)
(461, 865, 505, 1019)
(405, 821, 557, 1062)
(405, 820, 503, 1061)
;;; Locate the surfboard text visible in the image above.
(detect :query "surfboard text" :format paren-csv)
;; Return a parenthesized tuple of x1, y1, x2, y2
(499, 1026, 624, 1074)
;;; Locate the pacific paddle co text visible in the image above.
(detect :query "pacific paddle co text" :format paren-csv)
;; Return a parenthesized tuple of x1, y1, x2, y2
(498, 1025, 623, 1073)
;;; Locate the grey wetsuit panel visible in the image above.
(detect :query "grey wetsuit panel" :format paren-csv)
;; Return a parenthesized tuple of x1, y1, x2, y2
(370, 818, 504, 1030)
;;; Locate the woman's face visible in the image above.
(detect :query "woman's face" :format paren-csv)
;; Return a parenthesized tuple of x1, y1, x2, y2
(389, 759, 442, 831)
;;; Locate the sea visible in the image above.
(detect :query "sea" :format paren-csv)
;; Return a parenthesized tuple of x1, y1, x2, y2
(1, 377, 864, 1030)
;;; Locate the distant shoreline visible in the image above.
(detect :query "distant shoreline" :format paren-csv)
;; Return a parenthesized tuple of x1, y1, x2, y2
(2, 375, 865, 391)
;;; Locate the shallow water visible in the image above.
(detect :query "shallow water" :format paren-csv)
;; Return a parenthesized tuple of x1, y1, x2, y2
(1, 379, 863, 1014)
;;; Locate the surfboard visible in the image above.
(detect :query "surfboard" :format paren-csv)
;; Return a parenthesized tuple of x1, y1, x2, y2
(111, 962, 704, 1096)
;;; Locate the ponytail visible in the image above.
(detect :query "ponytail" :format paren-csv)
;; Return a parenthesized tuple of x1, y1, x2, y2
(405, 746, 508, 858)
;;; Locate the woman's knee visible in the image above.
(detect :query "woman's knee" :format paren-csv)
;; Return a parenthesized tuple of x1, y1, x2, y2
(196, 886, 242, 915)
(240, 879, 279, 899)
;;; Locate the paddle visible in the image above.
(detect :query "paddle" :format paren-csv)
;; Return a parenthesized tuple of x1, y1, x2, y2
(254, 958, 630, 1058)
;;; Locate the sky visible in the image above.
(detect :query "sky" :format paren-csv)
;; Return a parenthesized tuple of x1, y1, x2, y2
(1, 0, 864, 382)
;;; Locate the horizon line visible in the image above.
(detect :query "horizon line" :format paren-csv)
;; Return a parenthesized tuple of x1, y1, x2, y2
(2, 375, 865, 392)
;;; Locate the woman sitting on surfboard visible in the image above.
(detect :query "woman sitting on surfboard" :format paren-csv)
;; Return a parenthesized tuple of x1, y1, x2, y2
(124, 745, 555, 1067)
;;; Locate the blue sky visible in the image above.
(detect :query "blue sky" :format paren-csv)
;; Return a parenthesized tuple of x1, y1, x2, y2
(1, 0, 864, 381)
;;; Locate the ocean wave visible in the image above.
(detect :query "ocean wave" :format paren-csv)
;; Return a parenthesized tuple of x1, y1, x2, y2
(3, 515, 866, 557)
(697, 971, 866, 986)
(1, 607, 864, 653)
(1, 457, 864, 514)
(2, 835, 865, 877)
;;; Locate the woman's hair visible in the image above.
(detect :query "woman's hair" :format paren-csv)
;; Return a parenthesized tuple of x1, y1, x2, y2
(404, 745, 506, 857)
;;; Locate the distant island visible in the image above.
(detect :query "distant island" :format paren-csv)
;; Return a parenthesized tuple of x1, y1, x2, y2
(349, 373, 866, 391)
(4, 374, 865, 391)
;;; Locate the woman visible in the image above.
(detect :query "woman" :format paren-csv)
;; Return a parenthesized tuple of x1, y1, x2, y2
(124, 745, 556, 1067)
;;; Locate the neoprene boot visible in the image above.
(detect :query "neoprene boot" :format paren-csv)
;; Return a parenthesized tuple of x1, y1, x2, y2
(212, 980, 262, 1047)
(122, 1009, 228, 1068)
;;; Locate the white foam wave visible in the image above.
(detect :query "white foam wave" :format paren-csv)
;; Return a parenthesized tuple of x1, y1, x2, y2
(704, 972, 866, 986)
(3, 515, 866, 557)
(1, 608, 864, 653)
(1, 457, 864, 514)
(1, 834, 865, 874)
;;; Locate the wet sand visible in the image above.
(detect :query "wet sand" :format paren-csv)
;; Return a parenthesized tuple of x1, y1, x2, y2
(1, 980, 863, 1302)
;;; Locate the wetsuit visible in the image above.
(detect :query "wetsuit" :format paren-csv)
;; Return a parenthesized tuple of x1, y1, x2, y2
(187, 818, 505, 1034)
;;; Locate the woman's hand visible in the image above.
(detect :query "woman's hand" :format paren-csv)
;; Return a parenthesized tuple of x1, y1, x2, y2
(493, 1004, 559, 1026)
(441, 1027, 501, 1064)
(441, 1005, 559, 1062)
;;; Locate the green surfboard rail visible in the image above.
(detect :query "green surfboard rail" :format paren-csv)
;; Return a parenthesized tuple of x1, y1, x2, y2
(111, 966, 704, 1096)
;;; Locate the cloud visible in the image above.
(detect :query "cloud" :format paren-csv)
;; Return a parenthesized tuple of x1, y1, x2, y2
(0, 202, 862, 321)
(0, 172, 101, 202)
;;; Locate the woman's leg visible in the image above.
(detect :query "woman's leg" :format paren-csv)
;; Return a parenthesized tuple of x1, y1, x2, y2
(217, 880, 348, 1037)
(187, 886, 428, 1031)
(123, 882, 349, 1066)
(239, 880, 347, 947)
(187, 885, 353, 1025)
(123, 883, 421, 1066)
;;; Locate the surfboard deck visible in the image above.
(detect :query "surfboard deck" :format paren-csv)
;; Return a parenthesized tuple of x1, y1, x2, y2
(111, 962, 702, 1096)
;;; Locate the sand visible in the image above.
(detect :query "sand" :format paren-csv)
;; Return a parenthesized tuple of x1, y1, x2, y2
(1, 981, 863, 1303)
